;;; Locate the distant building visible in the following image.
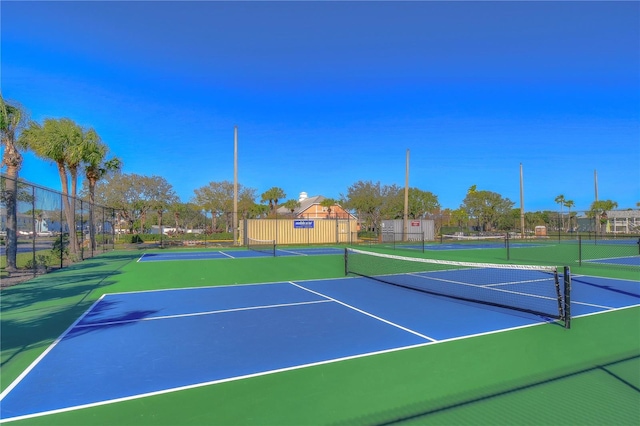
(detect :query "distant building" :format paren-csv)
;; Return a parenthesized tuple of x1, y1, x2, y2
(602, 210, 640, 234)
(0, 208, 35, 233)
(576, 210, 640, 234)
(276, 192, 356, 220)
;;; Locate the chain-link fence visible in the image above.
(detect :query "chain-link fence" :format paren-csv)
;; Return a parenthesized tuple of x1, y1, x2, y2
(1, 174, 116, 284)
(505, 233, 640, 270)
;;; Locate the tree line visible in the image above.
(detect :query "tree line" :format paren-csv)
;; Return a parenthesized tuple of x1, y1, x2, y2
(1, 96, 120, 272)
(2, 95, 634, 270)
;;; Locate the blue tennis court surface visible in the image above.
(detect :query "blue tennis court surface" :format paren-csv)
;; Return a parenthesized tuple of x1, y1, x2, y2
(1, 273, 638, 422)
(584, 256, 640, 267)
(138, 247, 344, 262)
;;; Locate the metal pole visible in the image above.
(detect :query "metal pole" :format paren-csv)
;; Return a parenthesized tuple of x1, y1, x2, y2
(403, 149, 409, 242)
(578, 235, 582, 266)
(80, 199, 84, 260)
(519, 163, 525, 239)
(32, 186, 36, 276)
(60, 193, 64, 269)
(233, 126, 239, 246)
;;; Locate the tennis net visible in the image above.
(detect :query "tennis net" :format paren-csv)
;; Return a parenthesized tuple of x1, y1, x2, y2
(441, 234, 506, 246)
(345, 248, 571, 328)
(247, 238, 276, 257)
(381, 232, 425, 252)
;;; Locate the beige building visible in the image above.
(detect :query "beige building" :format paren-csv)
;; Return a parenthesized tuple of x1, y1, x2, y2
(276, 192, 356, 220)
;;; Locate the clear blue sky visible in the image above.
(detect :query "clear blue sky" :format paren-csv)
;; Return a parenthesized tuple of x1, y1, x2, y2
(2, 1, 639, 212)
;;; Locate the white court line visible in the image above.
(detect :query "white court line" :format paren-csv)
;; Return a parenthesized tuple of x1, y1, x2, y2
(219, 251, 235, 259)
(3, 275, 636, 423)
(136, 252, 230, 262)
(288, 281, 437, 342)
(0, 295, 107, 402)
(4, 296, 635, 423)
(0, 308, 561, 424)
(406, 272, 560, 303)
(277, 249, 307, 256)
(74, 299, 332, 329)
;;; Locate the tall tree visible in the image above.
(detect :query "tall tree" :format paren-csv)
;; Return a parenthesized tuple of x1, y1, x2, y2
(589, 199, 618, 234)
(282, 199, 301, 217)
(320, 197, 338, 217)
(462, 187, 514, 232)
(238, 187, 258, 219)
(260, 187, 286, 216)
(554, 194, 566, 231)
(342, 180, 384, 232)
(406, 188, 440, 219)
(146, 176, 179, 238)
(379, 184, 403, 219)
(451, 208, 469, 232)
(563, 199, 575, 232)
(193, 181, 256, 231)
(92, 173, 176, 234)
(0, 96, 27, 272)
(83, 137, 121, 250)
(19, 118, 86, 253)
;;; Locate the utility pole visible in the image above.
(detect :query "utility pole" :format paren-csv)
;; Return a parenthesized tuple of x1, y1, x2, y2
(520, 163, 525, 239)
(233, 126, 238, 245)
(403, 149, 410, 241)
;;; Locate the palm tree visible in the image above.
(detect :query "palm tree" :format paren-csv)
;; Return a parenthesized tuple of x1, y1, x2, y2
(320, 197, 338, 218)
(282, 199, 301, 217)
(0, 95, 27, 272)
(554, 194, 566, 231)
(83, 136, 121, 250)
(563, 199, 575, 232)
(260, 187, 286, 216)
(19, 118, 82, 253)
(590, 200, 618, 235)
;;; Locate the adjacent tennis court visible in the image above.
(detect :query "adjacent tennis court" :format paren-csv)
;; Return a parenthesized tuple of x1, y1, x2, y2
(1, 248, 638, 423)
(138, 247, 343, 262)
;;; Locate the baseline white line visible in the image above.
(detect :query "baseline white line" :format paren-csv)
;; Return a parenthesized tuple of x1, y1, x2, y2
(0, 314, 559, 424)
(137, 253, 229, 262)
(288, 281, 437, 342)
(105, 276, 358, 297)
(0, 295, 107, 402)
(583, 255, 640, 262)
(219, 251, 235, 259)
(277, 249, 307, 256)
(74, 299, 332, 329)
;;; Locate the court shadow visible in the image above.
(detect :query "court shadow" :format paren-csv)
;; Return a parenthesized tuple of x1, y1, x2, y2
(342, 353, 640, 425)
(571, 276, 640, 298)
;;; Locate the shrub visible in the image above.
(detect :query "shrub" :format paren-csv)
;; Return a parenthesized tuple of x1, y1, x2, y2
(25, 254, 51, 270)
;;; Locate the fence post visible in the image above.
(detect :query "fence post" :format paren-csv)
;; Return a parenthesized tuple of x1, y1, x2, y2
(80, 199, 84, 260)
(578, 235, 582, 266)
(31, 185, 36, 276)
(506, 233, 510, 261)
(60, 192, 64, 269)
